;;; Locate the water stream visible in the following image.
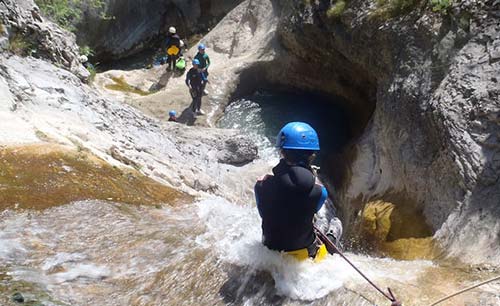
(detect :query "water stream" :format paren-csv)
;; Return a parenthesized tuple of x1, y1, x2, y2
(0, 92, 498, 306)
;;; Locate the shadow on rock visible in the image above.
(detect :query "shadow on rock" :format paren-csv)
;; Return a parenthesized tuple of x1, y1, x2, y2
(219, 265, 285, 306)
(178, 105, 196, 125)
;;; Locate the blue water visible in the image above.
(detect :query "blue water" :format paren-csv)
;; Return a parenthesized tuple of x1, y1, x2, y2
(218, 91, 352, 163)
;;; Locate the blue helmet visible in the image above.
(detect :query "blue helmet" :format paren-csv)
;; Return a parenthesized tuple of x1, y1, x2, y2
(169, 110, 176, 117)
(276, 122, 320, 151)
(198, 43, 206, 50)
(192, 59, 200, 66)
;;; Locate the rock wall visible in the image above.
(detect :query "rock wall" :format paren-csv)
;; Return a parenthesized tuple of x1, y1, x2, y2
(274, 0, 499, 264)
(77, 0, 245, 60)
(0, 0, 89, 80)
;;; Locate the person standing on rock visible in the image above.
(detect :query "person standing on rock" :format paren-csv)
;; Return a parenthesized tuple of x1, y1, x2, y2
(254, 122, 343, 262)
(165, 26, 182, 71)
(185, 59, 205, 115)
(194, 43, 210, 95)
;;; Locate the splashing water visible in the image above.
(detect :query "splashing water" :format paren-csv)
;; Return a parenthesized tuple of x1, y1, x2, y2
(218, 97, 278, 161)
(0, 199, 498, 305)
(196, 198, 436, 302)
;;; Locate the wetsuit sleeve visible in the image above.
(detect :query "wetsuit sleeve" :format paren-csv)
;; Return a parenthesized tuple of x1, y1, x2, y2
(205, 54, 211, 69)
(185, 70, 190, 86)
(316, 186, 328, 212)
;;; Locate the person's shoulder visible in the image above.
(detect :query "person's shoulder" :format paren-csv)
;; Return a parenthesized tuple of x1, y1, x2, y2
(255, 174, 275, 189)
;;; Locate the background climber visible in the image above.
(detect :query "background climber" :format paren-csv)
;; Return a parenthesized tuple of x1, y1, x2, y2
(168, 110, 177, 122)
(185, 59, 206, 115)
(194, 43, 210, 95)
(165, 26, 185, 71)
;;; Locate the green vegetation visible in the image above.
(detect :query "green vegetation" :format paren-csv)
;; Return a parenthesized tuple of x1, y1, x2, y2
(370, 0, 453, 19)
(7, 33, 36, 56)
(373, 0, 421, 19)
(79, 45, 94, 57)
(34, 0, 105, 32)
(430, 0, 451, 13)
(327, 0, 347, 18)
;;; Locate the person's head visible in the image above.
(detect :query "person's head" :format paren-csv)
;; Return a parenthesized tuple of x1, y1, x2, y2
(276, 122, 319, 166)
(198, 43, 206, 53)
(169, 26, 176, 34)
(169, 110, 176, 118)
(192, 59, 200, 68)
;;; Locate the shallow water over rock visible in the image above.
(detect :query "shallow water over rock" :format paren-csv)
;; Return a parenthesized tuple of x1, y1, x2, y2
(1, 198, 498, 306)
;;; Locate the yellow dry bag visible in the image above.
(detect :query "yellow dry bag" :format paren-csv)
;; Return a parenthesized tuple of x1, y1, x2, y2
(167, 45, 180, 56)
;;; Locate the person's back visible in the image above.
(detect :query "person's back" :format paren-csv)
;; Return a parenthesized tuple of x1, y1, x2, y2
(165, 27, 181, 71)
(255, 122, 334, 261)
(166, 31, 181, 48)
(255, 159, 324, 251)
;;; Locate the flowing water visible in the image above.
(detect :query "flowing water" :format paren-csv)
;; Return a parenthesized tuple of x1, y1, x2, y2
(1, 92, 499, 306)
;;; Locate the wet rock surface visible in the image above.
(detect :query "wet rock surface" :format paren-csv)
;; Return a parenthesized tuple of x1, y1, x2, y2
(0, 53, 258, 202)
(218, 136, 258, 165)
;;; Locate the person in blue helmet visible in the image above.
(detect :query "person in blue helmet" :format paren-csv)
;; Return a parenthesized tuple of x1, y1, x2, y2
(185, 59, 206, 115)
(168, 110, 177, 122)
(254, 122, 343, 261)
(194, 43, 210, 95)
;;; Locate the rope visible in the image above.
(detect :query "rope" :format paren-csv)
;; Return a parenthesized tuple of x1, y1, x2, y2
(313, 225, 401, 304)
(429, 275, 500, 306)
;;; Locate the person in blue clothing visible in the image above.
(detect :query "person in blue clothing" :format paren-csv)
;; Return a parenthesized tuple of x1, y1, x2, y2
(254, 122, 342, 261)
(194, 43, 210, 95)
(185, 59, 205, 115)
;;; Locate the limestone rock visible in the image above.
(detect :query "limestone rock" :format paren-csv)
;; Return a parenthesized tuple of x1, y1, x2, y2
(217, 135, 258, 165)
(77, 0, 245, 60)
(0, 53, 262, 203)
(0, 0, 89, 80)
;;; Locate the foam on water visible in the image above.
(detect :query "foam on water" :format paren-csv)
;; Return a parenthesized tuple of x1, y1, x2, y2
(0, 212, 28, 263)
(50, 263, 111, 284)
(218, 99, 278, 162)
(196, 197, 435, 301)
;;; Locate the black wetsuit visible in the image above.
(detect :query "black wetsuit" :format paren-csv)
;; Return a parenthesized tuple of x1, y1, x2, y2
(254, 159, 327, 252)
(165, 34, 181, 70)
(185, 68, 204, 112)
